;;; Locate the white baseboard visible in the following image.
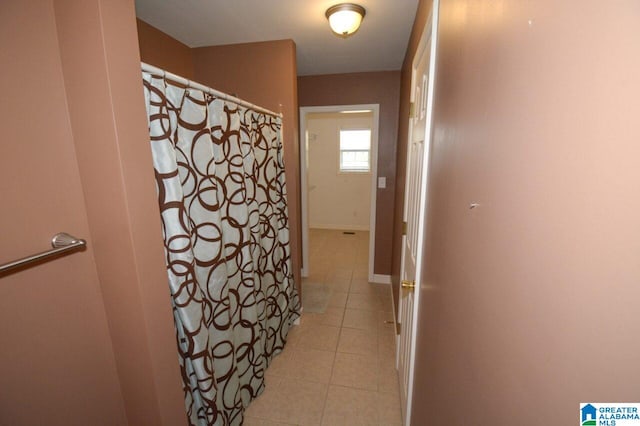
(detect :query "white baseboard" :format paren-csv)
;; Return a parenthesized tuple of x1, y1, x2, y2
(370, 274, 391, 284)
(309, 224, 370, 232)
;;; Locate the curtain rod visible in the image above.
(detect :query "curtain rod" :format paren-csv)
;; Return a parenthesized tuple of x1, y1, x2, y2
(141, 62, 283, 118)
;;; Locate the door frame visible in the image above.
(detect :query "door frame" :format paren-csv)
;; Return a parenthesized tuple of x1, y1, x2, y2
(398, 1, 440, 424)
(299, 104, 381, 282)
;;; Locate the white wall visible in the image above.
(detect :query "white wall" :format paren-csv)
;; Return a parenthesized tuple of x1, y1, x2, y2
(307, 112, 373, 230)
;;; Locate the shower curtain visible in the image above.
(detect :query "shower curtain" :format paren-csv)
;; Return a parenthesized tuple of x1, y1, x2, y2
(142, 70, 300, 426)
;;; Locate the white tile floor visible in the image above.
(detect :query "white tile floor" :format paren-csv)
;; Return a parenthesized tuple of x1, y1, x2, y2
(244, 229, 401, 426)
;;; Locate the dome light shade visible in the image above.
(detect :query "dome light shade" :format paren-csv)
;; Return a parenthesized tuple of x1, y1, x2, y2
(325, 3, 366, 37)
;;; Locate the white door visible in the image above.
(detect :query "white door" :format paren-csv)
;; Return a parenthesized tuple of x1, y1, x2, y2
(397, 3, 439, 425)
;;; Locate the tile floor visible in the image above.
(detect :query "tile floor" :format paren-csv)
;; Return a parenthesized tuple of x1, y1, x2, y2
(244, 229, 402, 426)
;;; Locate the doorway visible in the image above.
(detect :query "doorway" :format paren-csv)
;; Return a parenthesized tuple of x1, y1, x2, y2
(397, 1, 439, 424)
(299, 104, 380, 282)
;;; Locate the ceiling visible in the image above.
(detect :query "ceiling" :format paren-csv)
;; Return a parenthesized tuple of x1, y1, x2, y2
(134, 0, 419, 76)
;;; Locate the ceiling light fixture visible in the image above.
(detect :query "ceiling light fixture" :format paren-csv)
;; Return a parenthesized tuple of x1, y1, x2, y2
(325, 3, 366, 38)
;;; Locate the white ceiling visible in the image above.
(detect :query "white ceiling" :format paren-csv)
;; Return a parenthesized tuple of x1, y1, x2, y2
(134, 0, 419, 76)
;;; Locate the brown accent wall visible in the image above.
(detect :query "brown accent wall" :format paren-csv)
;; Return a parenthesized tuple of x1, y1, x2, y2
(55, 1, 186, 424)
(0, 2, 126, 424)
(298, 71, 401, 275)
(410, 0, 640, 423)
(0, 1, 186, 425)
(192, 40, 302, 291)
(136, 18, 194, 79)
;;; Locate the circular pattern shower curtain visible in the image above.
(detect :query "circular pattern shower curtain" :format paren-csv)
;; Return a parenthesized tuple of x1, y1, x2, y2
(143, 71, 300, 426)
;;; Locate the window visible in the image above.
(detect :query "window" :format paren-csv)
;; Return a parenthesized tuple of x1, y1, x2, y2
(339, 129, 371, 172)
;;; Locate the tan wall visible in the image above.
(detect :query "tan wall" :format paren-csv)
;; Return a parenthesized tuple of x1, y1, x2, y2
(192, 40, 302, 290)
(410, 0, 640, 423)
(0, 1, 186, 425)
(55, 1, 186, 424)
(137, 18, 194, 79)
(298, 71, 401, 275)
(0, 2, 126, 424)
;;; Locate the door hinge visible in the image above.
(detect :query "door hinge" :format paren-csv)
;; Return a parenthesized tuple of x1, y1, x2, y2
(385, 319, 401, 335)
(402, 221, 407, 236)
(401, 280, 416, 290)
(409, 102, 416, 118)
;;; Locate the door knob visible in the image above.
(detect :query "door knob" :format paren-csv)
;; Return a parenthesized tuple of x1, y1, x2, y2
(401, 280, 415, 290)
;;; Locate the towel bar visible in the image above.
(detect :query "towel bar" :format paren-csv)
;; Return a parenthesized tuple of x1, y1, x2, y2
(0, 232, 86, 275)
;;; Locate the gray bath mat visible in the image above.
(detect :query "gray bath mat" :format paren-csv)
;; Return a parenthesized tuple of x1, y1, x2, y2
(301, 283, 332, 313)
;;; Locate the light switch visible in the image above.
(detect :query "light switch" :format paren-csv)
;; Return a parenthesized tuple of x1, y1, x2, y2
(378, 177, 386, 189)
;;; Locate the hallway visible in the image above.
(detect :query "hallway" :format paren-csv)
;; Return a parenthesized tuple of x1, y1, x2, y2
(244, 229, 401, 425)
